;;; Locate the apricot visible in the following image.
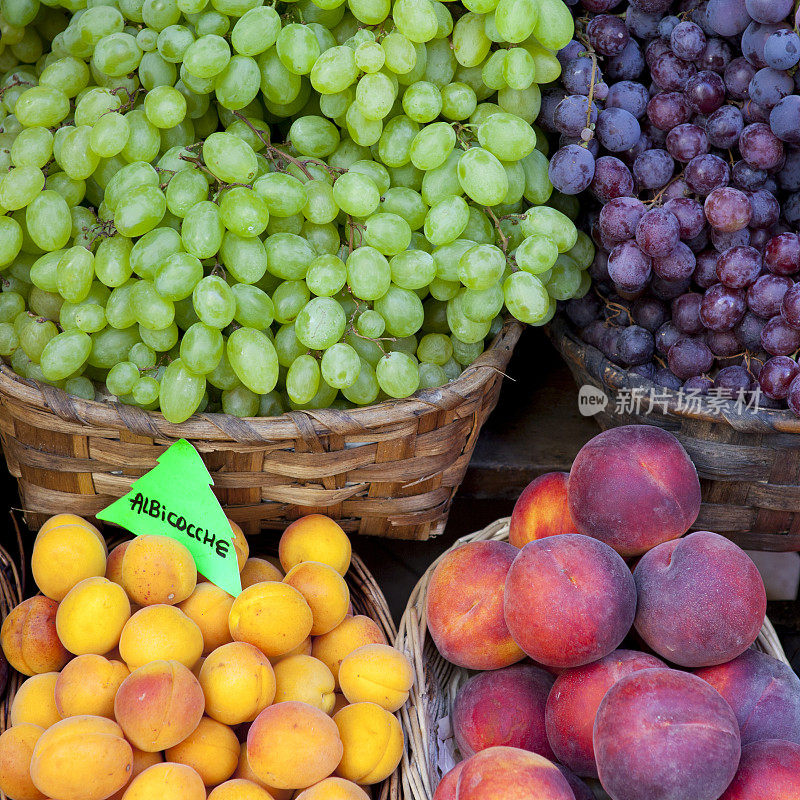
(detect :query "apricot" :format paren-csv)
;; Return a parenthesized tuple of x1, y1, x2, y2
(208, 779, 276, 800)
(241, 557, 284, 588)
(32, 522, 107, 601)
(247, 701, 344, 790)
(568, 425, 701, 556)
(273, 654, 336, 713)
(284, 561, 350, 636)
(509, 472, 577, 548)
(295, 777, 371, 800)
(165, 716, 240, 786)
(453, 664, 554, 760)
(0, 723, 47, 800)
(333, 702, 403, 785)
(178, 582, 235, 654)
(114, 659, 205, 751)
(121, 762, 206, 800)
(719, 739, 800, 800)
(108, 748, 163, 800)
(312, 615, 388, 688)
(433, 761, 465, 800)
(38, 514, 103, 541)
(105, 541, 130, 586)
(30, 715, 133, 800)
(504, 535, 636, 668)
(457, 746, 574, 800)
(331, 693, 349, 715)
(10, 672, 61, 729)
(55, 654, 129, 719)
(338, 644, 414, 713)
(544, 649, 666, 777)
(234, 743, 295, 800)
(270, 636, 312, 664)
(694, 648, 800, 745)
(118, 603, 203, 670)
(594, 668, 741, 800)
(56, 577, 131, 655)
(279, 515, 352, 576)
(634, 531, 767, 667)
(230, 519, 250, 570)
(120, 534, 197, 605)
(0, 595, 70, 675)
(229, 581, 313, 658)
(200, 641, 276, 725)
(427, 542, 525, 671)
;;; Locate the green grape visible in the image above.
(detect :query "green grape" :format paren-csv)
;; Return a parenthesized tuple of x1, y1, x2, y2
(319, 87, 354, 120)
(567, 230, 594, 271)
(180, 321, 223, 374)
(165, 168, 209, 217)
(131, 279, 175, 329)
(344, 101, 383, 147)
(256, 389, 282, 416)
(218, 232, 266, 284)
(193, 275, 236, 328)
(440, 81, 476, 121)
(130, 226, 182, 280)
(202, 131, 257, 184)
(393, 0, 438, 42)
(548, 190, 580, 221)
(0, 292, 26, 323)
(253, 172, 307, 218)
(129, 341, 157, 369)
(92, 32, 143, 76)
(420, 150, 462, 206)
(39, 329, 91, 380)
(276, 23, 320, 75)
(131, 374, 160, 405)
(27, 288, 61, 322)
(114, 184, 166, 238)
(355, 309, 385, 338)
(546, 255, 581, 301)
(346, 246, 391, 301)
(0, 215, 23, 267)
(477, 112, 535, 162)
(301, 221, 338, 255)
(142, 84, 187, 129)
(104, 161, 159, 212)
(264, 232, 314, 281)
(139, 321, 179, 350)
(181, 200, 224, 258)
(221, 383, 259, 416)
(320, 341, 360, 389)
(502, 269, 549, 324)
(105, 283, 137, 329)
(217, 186, 269, 239)
(258, 47, 303, 106)
(457, 244, 505, 290)
(46, 172, 86, 207)
(19, 316, 57, 363)
(14, 85, 70, 128)
(227, 326, 278, 393)
(294, 296, 346, 350)
(267, 214, 304, 237)
(11, 126, 53, 169)
(154, 251, 203, 300)
(56, 245, 94, 303)
(501, 47, 535, 90)
(409, 121, 455, 171)
(0, 165, 45, 211)
(354, 72, 396, 121)
(520, 206, 577, 253)
(355, 40, 384, 73)
(457, 147, 508, 207)
(451, 335, 483, 365)
(345, 160, 389, 195)
(424, 195, 469, 246)
(39, 56, 90, 98)
(461, 281, 503, 322)
(387, 249, 434, 291)
(377, 188, 425, 232)
(107, 360, 140, 395)
(520, 149, 552, 205)
(417, 332, 452, 365)
(305, 254, 346, 297)
(310, 44, 358, 94)
(375, 350, 419, 398)
(481, 49, 507, 91)
(452, 12, 490, 68)
(418, 361, 446, 388)
(159, 356, 205, 422)
(229, 283, 272, 329)
(75, 303, 107, 332)
(300, 180, 338, 226)
(374, 285, 424, 337)
(497, 84, 541, 123)
(157, 24, 194, 63)
(183, 33, 230, 78)
(230, 6, 280, 56)
(288, 115, 341, 158)
(363, 213, 411, 257)
(88, 111, 130, 158)
(214, 54, 261, 110)
(342, 357, 378, 404)
(271, 279, 308, 324)
(332, 171, 379, 218)
(119, 110, 160, 162)
(286, 352, 320, 404)
(64, 375, 96, 399)
(460, 206, 493, 244)
(446, 291, 489, 343)
(195, 9, 230, 35)
(514, 234, 557, 275)
(139, 51, 179, 90)
(502, 160, 526, 206)
(401, 81, 441, 124)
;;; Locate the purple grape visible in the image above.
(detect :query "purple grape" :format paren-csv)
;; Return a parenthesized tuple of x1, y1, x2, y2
(711, 226, 752, 252)
(596, 108, 642, 152)
(590, 249, 611, 283)
(653, 241, 696, 280)
(787, 374, 800, 414)
(631, 362, 657, 380)
(671, 21, 706, 60)
(732, 160, 768, 191)
(599, 326, 622, 361)
(705, 105, 744, 149)
(663, 197, 705, 240)
(606, 40, 646, 82)
(742, 22, 789, 70)
(655, 366, 684, 389)
(626, 7, 663, 39)
(707, 330, 741, 357)
(715, 365, 755, 393)
(747, 274, 793, 317)
(705, 0, 751, 37)
(655, 320, 682, 354)
(605, 81, 649, 118)
(783, 191, 800, 226)
(777, 147, 800, 190)
(651, 274, 692, 299)
(698, 38, 732, 73)
(629, 0, 672, 13)
(683, 375, 714, 393)
(663, 178, 693, 202)
(668, 336, 715, 379)
(651, 51, 698, 91)
(745, 0, 793, 24)
(582, 319, 607, 348)
(672, 292, 704, 333)
(590, 156, 634, 202)
(758, 355, 799, 398)
(632, 296, 668, 331)
(566, 294, 601, 328)
(694, 250, 720, 288)
(685, 153, 730, 195)
(769, 95, 800, 145)
(582, 0, 623, 10)
(665, 123, 709, 162)
(724, 57, 757, 99)
(607, 240, 652, 290)
(647, 91, 692, 131)
(704, 187, 753, 232)
(645, 38, 671, 68)
(747, 189, 780, 229)
(781, 282, 800, 329)
(763, 28, 800, 70)
(560, 134, 601, 158)
(743, 100, 771, 124)
(598, 196, 647, 243)
(636, 207, 681, 257)
(716, 245, 762, 288)
(659, 15, 680, 39)
(557, 40, 585, 69)
(642, 120, 668, 148)
(632, 149, 675, 190)
(685, 70, 726, 114)
(587, 14, 630, 57)
(617, 324, 655, 365)
(562, 58, 603, 96)
(554, 95, 598, 137)
(700, 283, 747, 330)
(749, 68, 795, 110)
(765, 232, 800, 274)
(761, 315, 800, 354)
(736, 311, 767, 349)
(549, 145, 596, 195)
(750, 227, 773, 251)
(538, 89, 569, 133)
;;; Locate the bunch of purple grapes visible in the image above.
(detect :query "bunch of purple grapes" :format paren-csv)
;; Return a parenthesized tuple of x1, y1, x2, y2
(552, 0, 800, 416)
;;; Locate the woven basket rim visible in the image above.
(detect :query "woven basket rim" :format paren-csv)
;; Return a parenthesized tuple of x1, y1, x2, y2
(394, 517, 792, 800)
(548, 315, 800, 434)
(0, 322, 523, 443)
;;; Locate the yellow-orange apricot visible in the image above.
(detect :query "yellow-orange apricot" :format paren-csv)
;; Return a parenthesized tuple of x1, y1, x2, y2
(108, 748, 163, 800)
(333, 703, 404, 785)
(269, 636, 312, 666)
(208, 778, 276, 800)
(105, 541, 130, 586)
(0, 596, 70, 676)
(118, 604, 203, 670)
(0, 723, 47, 800)
(273, 655, 336, 713)
(55, 654, 129, 718)
(56, 577, 131, 655)
(295, 777, 371, 800)
(38, 514, 103, 542)
(10, 672, 61, 728)
(121, 535, 197, 606)
(339, 644, 414, 712)
(240, 558, 283, 588)
(311, 616, 387, 689)
(229, 519, 249, 570)
(234, 744, 295, 800)
(178, 582, 234, 654)
(121, 762, 205, 800)
(283, 562, 350, 636)
(279, 516, 351, 576)
(165, 716, 240, 786)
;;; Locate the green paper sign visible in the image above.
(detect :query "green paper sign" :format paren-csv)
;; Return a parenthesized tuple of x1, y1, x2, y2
(97, 439, 242, 597)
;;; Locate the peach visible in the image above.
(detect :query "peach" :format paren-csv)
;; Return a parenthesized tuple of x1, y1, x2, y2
(273, 654, 336, 713)
(719, 739, 800, 800)
(229, 581, 313, 658)
(453, 664, 555, 760)
(312, 616, 388, 688)
(457, 747, 575, 800)
(55, 654, 130, 718)
(108, 748, 164, 800)
(0, 595, 70, 675)
(32, 522, 107, 601)
(118, 603, 204, 670)
(105, 541, 130, 586)
(165, 716, 240, 786)
(30, 715, 133, 800)
(230, 519, 250, 571)
(284, 561, 350, 636)
(178, 582, 235, 654)
(0, 723, 47, 800)
(433, 761, 465, 800)
(333, 702, 403, 785)
(200, 641, 276, 725)
(634, 531, 767, 667)
(504, 535, 636, 668)
(241, 557, 284, 588)
(295, 777, 371, 800)
(545, 649, 666, 777)
(208, 778, 276, 800)
(121, 534, 197, 605)
(121, 762, 205, 800)
(339, 644, 414, 713)
(509, 472, 578, 548)
(427, 542, 525, 671)
(10, 672, 61, 729)
(235, 743, 295, 800)
(114, 659, 205, 751)
(248, 701, 343, 789)
(568, 425, 701, 556)
(279, 515, 352, 576)
(56, 576, 131, 655)
(694, 648, 800, 745)
(556, 766, 594, 800)
(594, 668, 741, 800)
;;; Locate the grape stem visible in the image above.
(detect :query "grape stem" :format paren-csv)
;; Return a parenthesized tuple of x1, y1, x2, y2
(0, 76, 34, 99)
(484, 206, 509, 253)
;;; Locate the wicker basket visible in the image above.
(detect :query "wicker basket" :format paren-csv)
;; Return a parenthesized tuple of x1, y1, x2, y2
(0, 529, 401, 800)
(0, 322, 521, 541)
(395, 518, 794, 800)
(548, 315, 800, 552)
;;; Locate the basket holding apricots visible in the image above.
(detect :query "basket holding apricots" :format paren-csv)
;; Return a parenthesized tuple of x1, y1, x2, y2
(0, 513, 411, 800)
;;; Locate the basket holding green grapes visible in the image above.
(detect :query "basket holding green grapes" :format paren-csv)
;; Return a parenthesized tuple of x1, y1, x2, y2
(0, 0, 590, 423)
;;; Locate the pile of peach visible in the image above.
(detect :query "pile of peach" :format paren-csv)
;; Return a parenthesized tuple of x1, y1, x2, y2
(427, 425, 800, 800)
(0, 513, 412, 800)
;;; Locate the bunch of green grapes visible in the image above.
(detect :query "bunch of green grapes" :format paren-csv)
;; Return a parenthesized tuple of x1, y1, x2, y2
(0, 0, 591, 423)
